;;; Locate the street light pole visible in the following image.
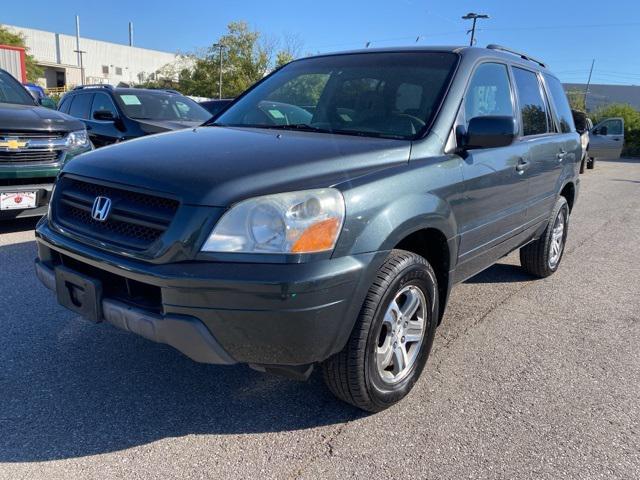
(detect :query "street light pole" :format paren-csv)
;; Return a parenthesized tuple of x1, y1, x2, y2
(462, 12, 489, 46)
(213, 43, 225, 99)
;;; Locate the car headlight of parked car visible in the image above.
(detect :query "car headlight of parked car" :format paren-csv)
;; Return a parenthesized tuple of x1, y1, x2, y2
(66, 129, 91, 152)
(202, 188, 345, 254)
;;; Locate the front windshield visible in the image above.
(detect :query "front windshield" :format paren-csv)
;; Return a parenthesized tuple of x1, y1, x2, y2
(115, 91, 211, 122)
(0, 71, 37, 106)
(215, 52, 458, 140)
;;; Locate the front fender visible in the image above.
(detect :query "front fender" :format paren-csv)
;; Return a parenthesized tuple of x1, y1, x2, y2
(334, 191, 458, 263)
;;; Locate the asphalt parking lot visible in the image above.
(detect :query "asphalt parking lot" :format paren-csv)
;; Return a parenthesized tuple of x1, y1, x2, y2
(1, 159, 639, 479)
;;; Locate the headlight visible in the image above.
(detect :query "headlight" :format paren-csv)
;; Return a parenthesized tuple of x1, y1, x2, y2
(201, 188, 345, 254)
(66, 129, 90, 151)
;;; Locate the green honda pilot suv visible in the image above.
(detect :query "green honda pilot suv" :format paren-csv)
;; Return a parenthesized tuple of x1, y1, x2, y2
(34, 45, 580, 411)
(0, 69, 91, 219)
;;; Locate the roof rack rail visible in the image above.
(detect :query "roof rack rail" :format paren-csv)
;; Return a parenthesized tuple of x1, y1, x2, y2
(486, 44, 546, 68)
(163, 89, 181, 94)
(73, 84, 115, 91)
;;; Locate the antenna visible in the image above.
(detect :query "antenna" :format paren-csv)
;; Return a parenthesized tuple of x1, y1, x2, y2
(462, 12, 489, 46)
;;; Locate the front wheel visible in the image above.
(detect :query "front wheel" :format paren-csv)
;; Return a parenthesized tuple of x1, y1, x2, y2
(520, 196, 569, 278)
(322, 250, 438, 412)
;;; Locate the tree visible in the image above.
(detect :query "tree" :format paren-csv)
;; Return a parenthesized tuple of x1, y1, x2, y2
(151, 22, 305, 98)
(565, 89, 586, 112)
(0, 25, 42, 82)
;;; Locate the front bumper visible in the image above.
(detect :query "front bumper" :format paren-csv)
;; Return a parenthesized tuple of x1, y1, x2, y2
(35, 219, 386, 367)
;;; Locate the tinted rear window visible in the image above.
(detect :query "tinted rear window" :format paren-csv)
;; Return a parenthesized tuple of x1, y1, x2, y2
(512, 67, 549, 136)
(68, 93, 94, 119)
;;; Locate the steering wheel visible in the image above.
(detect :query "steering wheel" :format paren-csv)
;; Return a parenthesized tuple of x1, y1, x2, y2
(397, 114, 426, 134)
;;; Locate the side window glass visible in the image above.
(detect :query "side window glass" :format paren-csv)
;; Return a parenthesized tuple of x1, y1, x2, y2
(68, 93, 94, 119)
(58, 96, 71, 113)
(90, 93, 118, 118)
(464, 63, 513, 124)
(512, 67, 549, 136)
(598, 119, 623, 135)
(543, 74, 575, 133)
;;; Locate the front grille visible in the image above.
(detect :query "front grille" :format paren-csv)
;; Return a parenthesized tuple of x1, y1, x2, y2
(53, 176, 179, 250)
(0, 131, 66, 139)
(0, 150, 60, 164)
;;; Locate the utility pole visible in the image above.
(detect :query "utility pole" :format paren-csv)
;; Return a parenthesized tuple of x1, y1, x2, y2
(584, 59, 595, 111)
(213, 43, 225, 99)
(74, 49, 86, 85)
(462, 12, 489, 46)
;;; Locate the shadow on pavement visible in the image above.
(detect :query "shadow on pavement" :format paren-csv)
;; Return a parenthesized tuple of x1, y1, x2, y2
(465, 262, 534, 284)
(0, 240, 362, 463)
(0, 216, 40, 234)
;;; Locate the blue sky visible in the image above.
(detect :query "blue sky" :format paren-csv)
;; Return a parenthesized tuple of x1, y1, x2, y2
(4, 0, 640, 85)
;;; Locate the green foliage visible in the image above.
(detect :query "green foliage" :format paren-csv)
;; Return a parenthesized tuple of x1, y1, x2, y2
(141, 22, 302, 99)
(0, 25, 43, 82)
(592, 103, 640, 157)
(565, 89, 586, 112)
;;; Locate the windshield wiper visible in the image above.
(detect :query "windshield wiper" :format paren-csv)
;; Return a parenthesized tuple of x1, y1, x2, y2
(261, 123, 330, 133)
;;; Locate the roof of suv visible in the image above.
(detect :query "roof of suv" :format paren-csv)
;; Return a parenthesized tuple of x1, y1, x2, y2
(300, 45, 555, 76)
(70, 86, 185, 96)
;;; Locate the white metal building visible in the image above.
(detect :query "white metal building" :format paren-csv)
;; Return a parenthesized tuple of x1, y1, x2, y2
(4, 24, 181, 89)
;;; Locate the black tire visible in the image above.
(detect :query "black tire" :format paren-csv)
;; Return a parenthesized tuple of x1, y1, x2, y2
(520, 196, 570, 278)
(587, 157, 595, 169)
(322, 249, 438, 412)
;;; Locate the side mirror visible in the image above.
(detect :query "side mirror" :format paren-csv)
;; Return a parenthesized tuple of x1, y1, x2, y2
(598, 126, 607, 136)
(93, 110, 116, 121)
(459, 116, 517, 150)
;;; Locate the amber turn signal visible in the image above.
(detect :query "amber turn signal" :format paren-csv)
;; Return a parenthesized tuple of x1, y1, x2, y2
(291, 218, 341, 253)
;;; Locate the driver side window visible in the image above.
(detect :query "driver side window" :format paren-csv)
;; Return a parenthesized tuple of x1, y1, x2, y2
(464, 63, 514, 125)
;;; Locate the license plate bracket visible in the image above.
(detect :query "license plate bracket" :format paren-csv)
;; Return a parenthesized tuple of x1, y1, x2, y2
(0, 191, 38, 210)
(55, 266, 103, 323)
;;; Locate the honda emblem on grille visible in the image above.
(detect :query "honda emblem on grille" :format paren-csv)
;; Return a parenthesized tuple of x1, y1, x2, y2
(91, 196, 112, 222)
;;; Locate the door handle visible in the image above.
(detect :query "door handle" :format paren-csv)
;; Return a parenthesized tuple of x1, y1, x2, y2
(613, 138, 621, 141)
(557, 149, 567, 161)
(516, 157, 530, 173)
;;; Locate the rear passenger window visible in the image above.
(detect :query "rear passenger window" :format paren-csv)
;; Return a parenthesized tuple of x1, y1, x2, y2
(58, 96, 71, 113)
(544, 74, 575, 133)
(68, 93, 93, 119)
(464, 63, 513, 124)
(512, 67, 549, 136)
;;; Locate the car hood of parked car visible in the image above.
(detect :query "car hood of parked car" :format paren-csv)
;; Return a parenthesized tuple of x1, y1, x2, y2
(62, 125, 411, 206)
(137, 119, 205, 134)
(0, 103, 85, 132)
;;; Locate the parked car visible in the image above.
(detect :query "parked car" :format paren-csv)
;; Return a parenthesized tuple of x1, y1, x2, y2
(572, 109, 592, 173)
(0, 68, 91, 219)
(23, 83, 57, 109)
(35, 45, 580, 411)
(199, 98, 233, 117)
(587, 117, 625, 168)
(58, 86, 212, 147)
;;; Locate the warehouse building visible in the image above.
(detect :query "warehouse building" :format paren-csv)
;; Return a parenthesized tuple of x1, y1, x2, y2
(3, 24, 181, 90)
(563, 83, 640, 112)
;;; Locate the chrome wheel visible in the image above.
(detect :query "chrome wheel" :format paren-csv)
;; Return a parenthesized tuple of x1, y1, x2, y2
(549, 209, 566, 268)
(375, 285, 427, 384)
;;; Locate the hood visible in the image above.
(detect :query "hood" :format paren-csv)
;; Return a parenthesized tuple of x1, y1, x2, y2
(137, 119, 203, 134)
(63, 126, 411, 206)
(0, 103, 84, 132)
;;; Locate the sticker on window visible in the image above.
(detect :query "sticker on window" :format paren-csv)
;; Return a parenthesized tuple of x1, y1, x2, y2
(120, 95, 142, 105)
(268, 109, 285, 119)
